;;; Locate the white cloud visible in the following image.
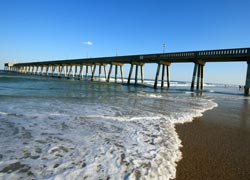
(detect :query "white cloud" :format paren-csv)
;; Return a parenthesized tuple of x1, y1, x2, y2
(82, 41, 93, 45)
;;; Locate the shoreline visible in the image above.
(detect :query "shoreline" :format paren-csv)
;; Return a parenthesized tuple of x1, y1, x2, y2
(175, 97, 250, 180)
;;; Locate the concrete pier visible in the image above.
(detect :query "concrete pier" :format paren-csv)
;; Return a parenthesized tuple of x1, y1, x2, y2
(4, 47, 250, 95)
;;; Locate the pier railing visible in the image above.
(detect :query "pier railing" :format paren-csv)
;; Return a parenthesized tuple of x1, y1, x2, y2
(197, 48, 248, 56)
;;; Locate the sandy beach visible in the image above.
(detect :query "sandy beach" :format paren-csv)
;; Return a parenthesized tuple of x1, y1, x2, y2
(175, 97, 250, 180)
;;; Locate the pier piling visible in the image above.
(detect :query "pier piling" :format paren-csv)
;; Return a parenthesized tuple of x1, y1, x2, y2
(135, 65, 138, 84)
(154, 63, 161, 89)
(167, 65, 170, 88)
(91, 65, 97, 81)
(107, 64, 113, 82)
(161, 65, 165, 88)
(191, 63, 198, 91)
(127, 64, 134, 85)
(245, 61, 250, 95)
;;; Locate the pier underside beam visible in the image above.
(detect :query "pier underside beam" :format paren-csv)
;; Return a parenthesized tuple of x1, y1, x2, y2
(245, 61, 250, 95)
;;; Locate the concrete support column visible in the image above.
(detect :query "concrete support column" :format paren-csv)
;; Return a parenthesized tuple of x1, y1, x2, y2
(65, 66, 69, 78)
(60, 65, 64, 77)
(86, 65, 89, 79)
(193, 62, 205, 91)
(61, 66, 65, 77)
(115, 65, 118, 83)
(25, 66, 29, 74)
(91, 65, 97, 81)
(69, 65, 73, 78)
(135, 65, 139, 84)
(107, 64, 113, 82)
(104, 65, 107, 79)
(200, 65, 204, 90)
(120, 65, 124, 83)
(79, 65, 83, 79)
(166, 65, 170, 88)
(74, 65, 77, 78)
(161, 65, 165, 88)
(71, 65, 75, 78)
(40, 66, 44, 75)
(46, 66, 49, 76)
(127, 64, 134, 85)
(52, 66, 56, 76)
(31, 66, 34, 74)
(28, 66, 31, 74)
(196, 64, 201, 90)
(154, 63, 161, 89)
(191, 63, 198, 91)
(244, 61, 250, 95)
(56, 65, 61, 77)
(98, 65, 102, 80)
(140, 65, 144, 84)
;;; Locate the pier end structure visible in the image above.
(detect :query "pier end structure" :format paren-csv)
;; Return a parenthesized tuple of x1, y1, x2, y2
(4, 63, 15, 71)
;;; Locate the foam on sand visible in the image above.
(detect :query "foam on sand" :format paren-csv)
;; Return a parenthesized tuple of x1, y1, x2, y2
(0, 94, 217, 180)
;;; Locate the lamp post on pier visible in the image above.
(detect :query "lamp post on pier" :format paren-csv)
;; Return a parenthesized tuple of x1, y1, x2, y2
(163, 43, 166, 53)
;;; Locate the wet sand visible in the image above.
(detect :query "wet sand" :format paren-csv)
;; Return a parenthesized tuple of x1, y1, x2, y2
(175, 98, 250, 180)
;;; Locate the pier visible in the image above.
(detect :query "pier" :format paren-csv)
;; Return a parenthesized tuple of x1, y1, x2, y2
(4, 47, 250, 95)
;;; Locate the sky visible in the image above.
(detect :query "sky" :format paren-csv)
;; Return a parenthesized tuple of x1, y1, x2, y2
(0, 0, 250, 84)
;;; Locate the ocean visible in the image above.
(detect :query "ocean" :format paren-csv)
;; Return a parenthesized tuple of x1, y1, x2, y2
(0, 70, 247, 180)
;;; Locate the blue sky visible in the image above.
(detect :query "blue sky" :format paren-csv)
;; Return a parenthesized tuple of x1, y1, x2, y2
(1, 0, 250, 84)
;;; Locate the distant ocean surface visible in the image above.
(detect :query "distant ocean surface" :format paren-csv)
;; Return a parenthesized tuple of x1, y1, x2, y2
(0, 70, 245, 180)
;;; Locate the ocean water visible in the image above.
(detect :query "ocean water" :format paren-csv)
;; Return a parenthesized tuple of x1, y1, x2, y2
(0, 70, 233, 180)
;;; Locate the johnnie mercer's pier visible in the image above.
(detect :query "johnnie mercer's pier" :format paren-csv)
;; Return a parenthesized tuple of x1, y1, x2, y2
(4, 47, 250, 95)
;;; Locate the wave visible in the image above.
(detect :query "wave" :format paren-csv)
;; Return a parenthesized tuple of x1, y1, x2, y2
(0, 93, 217, 180)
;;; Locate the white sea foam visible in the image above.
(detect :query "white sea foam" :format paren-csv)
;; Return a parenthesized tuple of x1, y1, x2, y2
(0, 93, 217, 180)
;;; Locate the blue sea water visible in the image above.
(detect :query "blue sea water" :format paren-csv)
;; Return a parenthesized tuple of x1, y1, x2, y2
(0, 70, 244, 180)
